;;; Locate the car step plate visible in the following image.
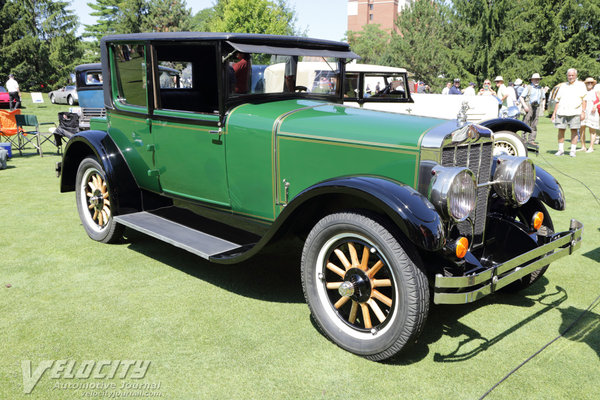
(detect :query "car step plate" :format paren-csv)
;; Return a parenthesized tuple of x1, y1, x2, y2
(114, 212, 242, 259)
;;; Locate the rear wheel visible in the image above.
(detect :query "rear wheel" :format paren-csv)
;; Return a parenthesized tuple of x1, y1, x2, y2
(301, 212, 429, 360)
(67, 95, 74, 106)
(75, 157, 123, 243)
(49, 94, 55, 104)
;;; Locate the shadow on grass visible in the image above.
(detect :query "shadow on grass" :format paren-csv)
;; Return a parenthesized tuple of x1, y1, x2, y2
(123, 229, 305, 304)
(582, 245, 600, 263)
(122, 230, 599, 364)
(387, 279, 571, 365)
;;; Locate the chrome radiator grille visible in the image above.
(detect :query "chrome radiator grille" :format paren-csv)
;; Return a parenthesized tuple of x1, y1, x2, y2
(441, 141, 493, 246)
(81, 108, 106, 122)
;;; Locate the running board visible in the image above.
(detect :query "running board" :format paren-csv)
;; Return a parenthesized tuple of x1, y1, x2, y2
(114, 211, 243, 259)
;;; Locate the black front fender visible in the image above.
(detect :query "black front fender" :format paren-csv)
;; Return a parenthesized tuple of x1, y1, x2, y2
(533, 165, 565, 210)
(59, 130, 141, 214)
(479, 118, 532, 134)
(286, 176, 446, 251)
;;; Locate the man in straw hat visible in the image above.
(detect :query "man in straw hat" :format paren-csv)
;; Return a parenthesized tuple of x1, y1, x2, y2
(551, 68, 587, 157)
(519, 73, 544, 144)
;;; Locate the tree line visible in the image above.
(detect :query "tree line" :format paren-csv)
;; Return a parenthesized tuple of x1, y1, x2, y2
(1, 0, 598, 92)
(0, 0, 298, 91)
(348, 0, 600, 91)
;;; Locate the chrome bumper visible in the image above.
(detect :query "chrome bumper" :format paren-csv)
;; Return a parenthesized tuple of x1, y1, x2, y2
(434, 219, 583, 304)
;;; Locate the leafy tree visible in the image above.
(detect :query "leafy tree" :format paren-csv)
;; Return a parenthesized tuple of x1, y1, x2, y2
(207, 0, 296, 35)
(142, 0, 193, 32)
(0, 0, 82, 90)
(191, 6, 215, 32)
(347, 24, 393, 66)
(390, 0, 468, 91)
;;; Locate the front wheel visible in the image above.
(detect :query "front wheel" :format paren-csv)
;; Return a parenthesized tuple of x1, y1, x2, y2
(49, 94, 55, 104)
(67, 95, 74, 106)
(301, 212, 429, 361)
(75, 157, 123, 243)
(493, 130, 528, 157)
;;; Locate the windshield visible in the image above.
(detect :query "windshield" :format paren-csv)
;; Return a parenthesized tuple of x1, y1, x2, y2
(227, 52, 341, 98)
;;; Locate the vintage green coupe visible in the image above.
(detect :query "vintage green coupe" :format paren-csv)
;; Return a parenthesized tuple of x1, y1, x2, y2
(57, 33, 582, 360)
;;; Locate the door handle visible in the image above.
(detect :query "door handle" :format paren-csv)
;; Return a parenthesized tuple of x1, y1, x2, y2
(209, 128, 222, 135)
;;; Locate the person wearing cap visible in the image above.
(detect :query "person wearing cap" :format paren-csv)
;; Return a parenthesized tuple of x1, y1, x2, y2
(449, 78, 462, 95)
(5, 73, 20, 111)
(463, 82, 476, 96)
(514, 78, 524, 99)
(520, 73, 545, 144)
(551, 68, 587, 157)
(494, 76, 509, 111)
(580, 77, 598, 152)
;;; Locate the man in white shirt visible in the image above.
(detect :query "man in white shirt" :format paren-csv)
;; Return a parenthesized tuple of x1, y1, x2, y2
(5, 74, 20, 111)
(463, 82, 476, 96)
(551, 68, 587, 157)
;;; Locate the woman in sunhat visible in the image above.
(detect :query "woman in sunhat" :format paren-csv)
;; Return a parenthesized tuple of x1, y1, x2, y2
(580, 77, 598, 152)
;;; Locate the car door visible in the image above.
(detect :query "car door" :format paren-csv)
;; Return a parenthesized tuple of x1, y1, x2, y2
(149, 42, 230, 208)
(106, 42, 160, 192)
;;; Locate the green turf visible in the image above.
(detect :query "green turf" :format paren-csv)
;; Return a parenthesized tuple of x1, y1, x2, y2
(1, 97, 599, 399)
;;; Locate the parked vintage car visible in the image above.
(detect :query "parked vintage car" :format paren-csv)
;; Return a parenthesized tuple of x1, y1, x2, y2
(0, 86, 10, 107)
(343, 63, 536, 157)
(49, 85, 78, 105)
(57, 32, 582, 361)
(74, 63, 105, 130)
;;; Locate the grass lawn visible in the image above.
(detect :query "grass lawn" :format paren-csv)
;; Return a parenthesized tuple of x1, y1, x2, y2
(1, 95, 599, 399)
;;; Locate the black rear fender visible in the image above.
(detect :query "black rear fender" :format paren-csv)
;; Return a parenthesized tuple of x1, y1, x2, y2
(59, 131, 141, 214)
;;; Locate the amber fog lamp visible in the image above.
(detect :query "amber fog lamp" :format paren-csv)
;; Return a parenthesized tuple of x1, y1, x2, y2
(493, 156, 535, 206)
(532, 212, 544, 231)
(455, 237, 469, 259)
(429, 166, 477, 221)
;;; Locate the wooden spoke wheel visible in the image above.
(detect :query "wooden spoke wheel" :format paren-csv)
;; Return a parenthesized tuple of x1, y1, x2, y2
(323, 238, 395, 332)
(302, 212, 429, 361)
(75, 157, 123, 243)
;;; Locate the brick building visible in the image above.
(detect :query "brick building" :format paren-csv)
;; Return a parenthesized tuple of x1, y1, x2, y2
(347, 0, 412, 33)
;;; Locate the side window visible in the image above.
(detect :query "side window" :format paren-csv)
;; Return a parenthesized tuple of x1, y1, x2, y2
(85, 72, 102, 86)
(344, 72, 359, 99)
(111, 44, 147, 108)
(154, 44, 218, 114)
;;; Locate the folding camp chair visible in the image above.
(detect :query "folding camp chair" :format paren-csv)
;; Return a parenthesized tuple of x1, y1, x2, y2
(15, 114, 58, 157)
(53, 112, 80, 152)
(0, 109, 22, 155)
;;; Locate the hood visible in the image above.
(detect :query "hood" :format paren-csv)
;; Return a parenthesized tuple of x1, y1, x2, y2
(275, 100, 449, 149)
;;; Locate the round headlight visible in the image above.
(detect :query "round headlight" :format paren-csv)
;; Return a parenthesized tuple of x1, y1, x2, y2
(429, 167, 477, 221)
(493, 157, 536, 205)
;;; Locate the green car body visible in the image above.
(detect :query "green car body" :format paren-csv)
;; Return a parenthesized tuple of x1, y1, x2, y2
(58, 32, 582, 360)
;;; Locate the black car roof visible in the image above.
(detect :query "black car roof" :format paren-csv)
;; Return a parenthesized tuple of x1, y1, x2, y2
(74, 63, 102, 73)
(101, 32, 352, 52)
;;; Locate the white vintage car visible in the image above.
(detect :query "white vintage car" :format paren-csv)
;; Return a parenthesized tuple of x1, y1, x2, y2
(343, 64, 533, 156)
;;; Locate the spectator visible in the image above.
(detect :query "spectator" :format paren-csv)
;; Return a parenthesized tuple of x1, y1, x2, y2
(580, 77, 598, 152)
(494, 76, 509, 108)
(463, 82, 476, 96)
(441, 82, 451, 95)
(551, 68, 587, 157)
(232, 52, 250, 94)
(514, 78, 524, 99)
(424, 84, 431, 93)
(520, 73, 544, 144)
(478, 79, 496, 96)
(449, 78, 462, 95)
(6, 73, 20, 111)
